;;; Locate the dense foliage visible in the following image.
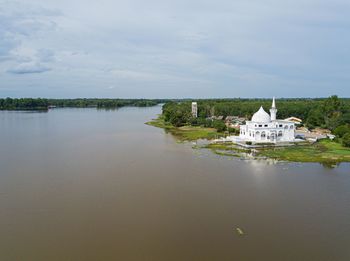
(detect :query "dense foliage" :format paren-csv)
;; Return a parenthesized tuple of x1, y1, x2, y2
(0, 98, 164, 110)
(162, 96, 350, 140)
(0, 98, 49, 110)
(342, 133, 350, 147)
(49, 98, 162, 108)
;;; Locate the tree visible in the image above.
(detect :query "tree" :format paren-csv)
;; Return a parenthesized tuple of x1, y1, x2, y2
(325, 111, 343, 130)
(323, 95, 344, 130)
(212, 120, 226, 132)
(342, 133, 350, 147)
(323, 95, 342, 114)
(333, 125, 350, 138)
(306, 108, 324, 129)
(342, 113, 350, 124)
(228, 127, 239, 135)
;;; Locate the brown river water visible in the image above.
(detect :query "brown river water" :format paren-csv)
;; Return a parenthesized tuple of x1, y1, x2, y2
(0, 106, 349, 261)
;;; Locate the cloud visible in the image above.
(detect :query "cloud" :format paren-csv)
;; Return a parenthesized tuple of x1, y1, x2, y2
(0, 1, 61, 70)
(7, 62, 51, 74)
(0, 0, 350, 97)
(36, 48, 55, 62)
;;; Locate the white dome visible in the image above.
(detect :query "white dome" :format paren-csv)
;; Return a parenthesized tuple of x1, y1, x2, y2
(251, 106, 271, 123)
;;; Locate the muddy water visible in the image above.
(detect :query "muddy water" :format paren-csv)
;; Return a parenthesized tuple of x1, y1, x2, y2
(0, 106, 349, 261)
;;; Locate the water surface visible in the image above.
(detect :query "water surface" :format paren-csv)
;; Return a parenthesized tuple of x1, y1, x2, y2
(0, 106, 349, 261)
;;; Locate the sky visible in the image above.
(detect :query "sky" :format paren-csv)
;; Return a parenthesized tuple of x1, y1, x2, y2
(0, 0, 350, 98)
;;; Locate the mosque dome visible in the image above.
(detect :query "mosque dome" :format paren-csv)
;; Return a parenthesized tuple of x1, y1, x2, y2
(251, 106, 271, 123)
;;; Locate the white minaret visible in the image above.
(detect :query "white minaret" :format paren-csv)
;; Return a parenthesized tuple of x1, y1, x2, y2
(270, 97, 277, 121)
(191, 102, 198, 118)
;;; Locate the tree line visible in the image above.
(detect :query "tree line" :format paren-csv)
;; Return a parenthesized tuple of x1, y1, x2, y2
(0, 98, 165, 110)
(0, 98, 49, 110)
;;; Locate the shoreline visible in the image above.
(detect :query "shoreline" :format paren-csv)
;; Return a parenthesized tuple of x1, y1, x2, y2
(146, 115, 224, 141)
(146, 115, 350, 164)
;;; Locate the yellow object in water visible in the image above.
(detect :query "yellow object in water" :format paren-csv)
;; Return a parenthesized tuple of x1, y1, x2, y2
(236, 227, 244, 235)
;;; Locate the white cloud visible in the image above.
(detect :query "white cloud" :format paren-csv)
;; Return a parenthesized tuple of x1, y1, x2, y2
(0, 0, 350, 97)
(7, 62, 51, 74)
(0, 1, 60, 74)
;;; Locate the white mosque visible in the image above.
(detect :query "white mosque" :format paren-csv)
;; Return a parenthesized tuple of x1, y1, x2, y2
(238, 98, 295, 143)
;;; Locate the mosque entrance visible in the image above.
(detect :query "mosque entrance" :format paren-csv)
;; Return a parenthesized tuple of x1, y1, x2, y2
(270, 132, 276, 142)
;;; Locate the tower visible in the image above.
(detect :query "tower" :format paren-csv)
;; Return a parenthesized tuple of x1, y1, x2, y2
(191, 102, 198, 118)
(270, 97, 277, 121)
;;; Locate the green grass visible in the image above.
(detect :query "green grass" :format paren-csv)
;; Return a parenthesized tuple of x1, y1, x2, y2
(145, 115, 222, 141)
(145, 115, 173, 129)
(257, 139, 350, 163)
(200, 139, 350, 164)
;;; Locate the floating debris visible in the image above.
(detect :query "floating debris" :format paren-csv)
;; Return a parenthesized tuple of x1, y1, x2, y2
(236, 227, 244, 236)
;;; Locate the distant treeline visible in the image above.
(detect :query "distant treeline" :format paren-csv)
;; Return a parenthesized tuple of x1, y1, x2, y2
(48, 98, 164, 108)
(162, 96, 350, 131)
(0, 98, 166, 110)
(0, 98, 49, 110)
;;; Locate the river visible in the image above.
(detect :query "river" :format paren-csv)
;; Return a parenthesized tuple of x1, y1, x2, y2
(0, 106, 349, 260)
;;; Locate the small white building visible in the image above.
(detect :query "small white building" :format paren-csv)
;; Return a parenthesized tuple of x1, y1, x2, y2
(191, 102, 198, 118)
(239, 98, 295, 143)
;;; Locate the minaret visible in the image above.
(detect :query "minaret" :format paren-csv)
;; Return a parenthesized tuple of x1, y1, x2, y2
(191, 102, 198, 118)
(270, 97, 277, 121)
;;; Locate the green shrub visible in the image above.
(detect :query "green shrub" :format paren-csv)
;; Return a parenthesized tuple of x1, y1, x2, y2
(228, 127, 239, 135)
(212, 120, 227, 132)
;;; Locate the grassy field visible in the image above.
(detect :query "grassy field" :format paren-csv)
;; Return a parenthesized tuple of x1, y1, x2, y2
(145, 115, 222, 141)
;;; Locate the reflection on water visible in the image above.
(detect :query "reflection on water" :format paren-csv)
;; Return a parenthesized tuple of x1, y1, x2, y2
(0, 106, 350, 261)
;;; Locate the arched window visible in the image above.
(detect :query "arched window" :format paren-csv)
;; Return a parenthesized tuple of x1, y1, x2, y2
(271, 133, 276, 140)
(256, 131, 260, 135)
(284, 125, 288, 129)
(290, 125, 294, 129)
(278, 131, 283, 137)
(261, 131, 266, 138)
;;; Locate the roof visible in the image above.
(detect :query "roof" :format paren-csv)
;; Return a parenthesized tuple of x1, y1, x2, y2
(251, 106, 271, 123)
(284, 117, 302, 122)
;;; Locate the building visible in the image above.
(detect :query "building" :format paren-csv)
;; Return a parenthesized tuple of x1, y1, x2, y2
(238, 98, 295, 143)
(191, 102, 198, 118)
(207, 115, 223, 121)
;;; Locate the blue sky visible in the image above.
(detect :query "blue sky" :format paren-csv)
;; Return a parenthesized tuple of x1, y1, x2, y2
(0, 0, 349, 98)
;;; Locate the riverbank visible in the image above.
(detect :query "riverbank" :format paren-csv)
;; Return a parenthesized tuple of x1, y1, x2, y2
(204, 139, 350, 164)
(146, 115, 223, 141)
(146, 115, 350, 164)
